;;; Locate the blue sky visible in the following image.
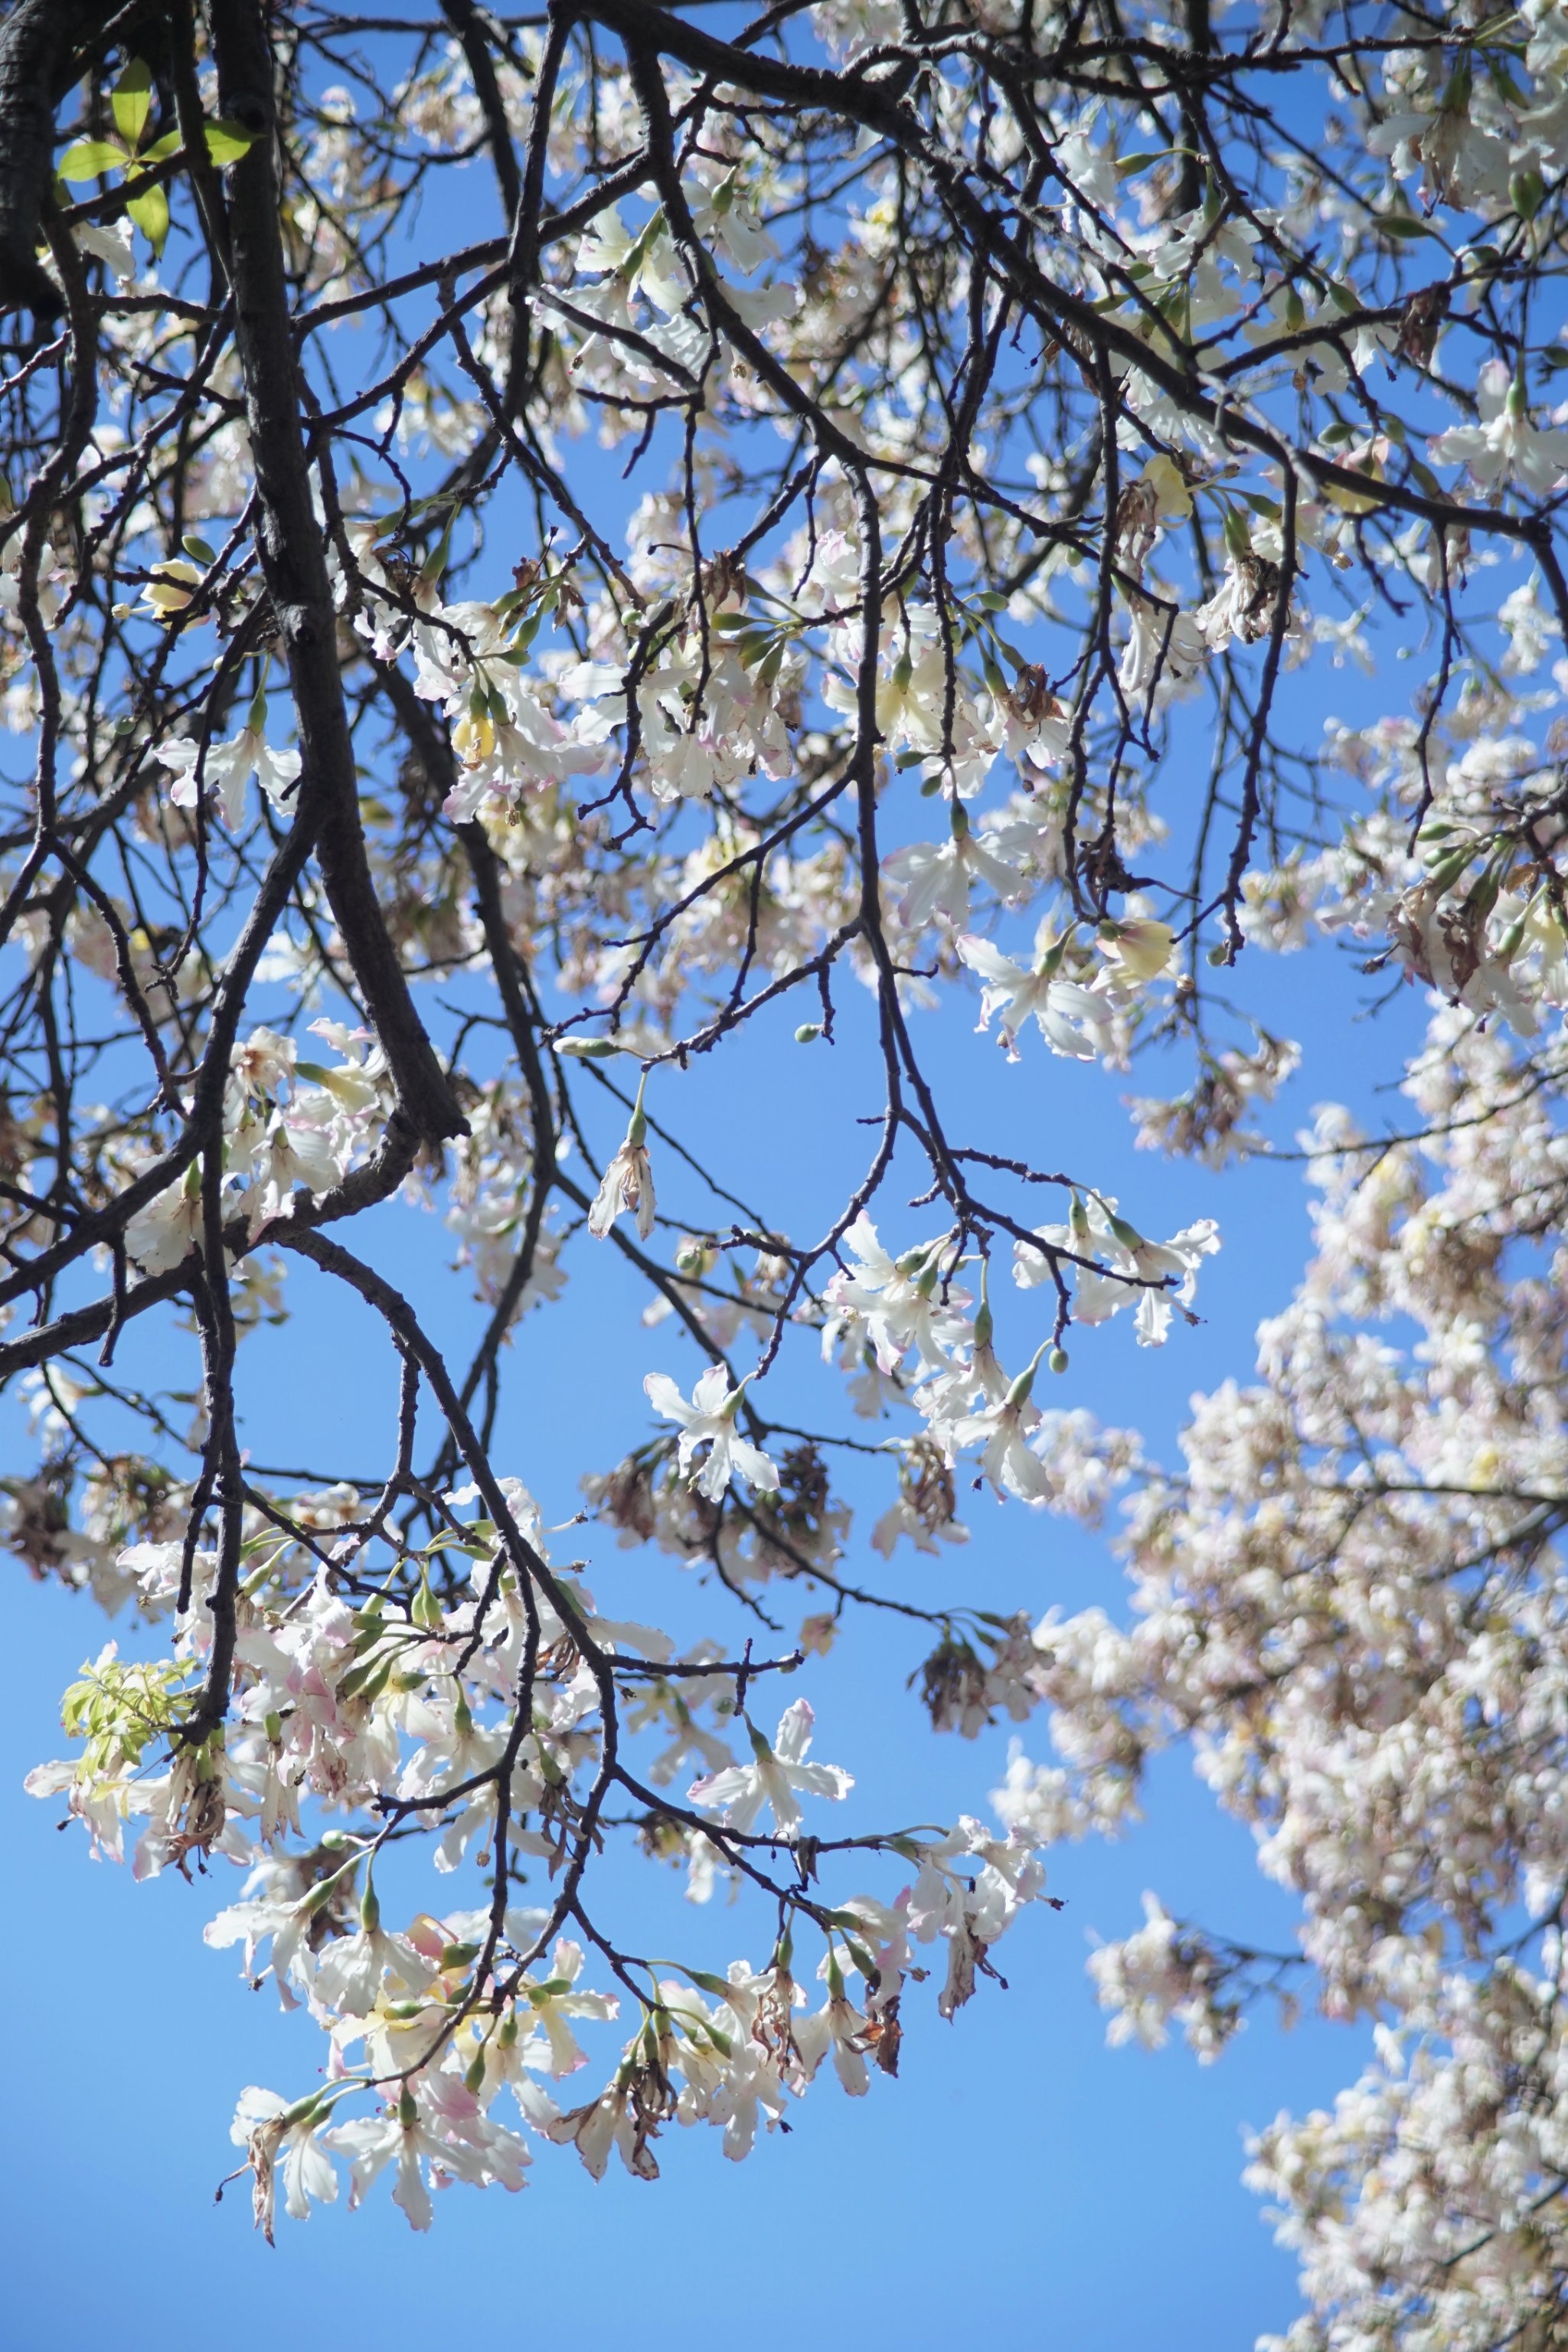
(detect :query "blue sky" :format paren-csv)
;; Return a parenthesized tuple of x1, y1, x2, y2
(0, 18, 1520, 2328)
(0, 910, 1428, 2351)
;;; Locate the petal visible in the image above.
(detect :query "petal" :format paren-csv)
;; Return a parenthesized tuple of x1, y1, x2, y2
(773, 1697, 815, 1763)
(642, 1373, 690, 1423)
(956, 934, 1024, 988)
(729, 1438, 779, 1493)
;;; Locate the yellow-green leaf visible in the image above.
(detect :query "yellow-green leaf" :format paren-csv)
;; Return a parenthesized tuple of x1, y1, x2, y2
(126, 182, 171, 259)
(58, 139, 126, 181)
(112, 57, 155, 153)
(142, 129, 182, 164)
(204, 119, 260, 166)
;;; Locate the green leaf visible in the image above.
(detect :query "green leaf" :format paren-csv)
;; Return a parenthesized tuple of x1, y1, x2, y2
(142, 129, 182, 163)
(1377, 213, 1434, 240)
(126, 181, 170, 259)
(181, 533, 217, 564)
(204, 118, 260, 167)
(112, 58, 155, 154)
(58, 140, 126, 182)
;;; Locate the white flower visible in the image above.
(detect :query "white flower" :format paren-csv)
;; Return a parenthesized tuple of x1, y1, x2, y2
(690, 169, 779, 274)
(588, 1137, 655, 1240)
(795, 1984, 871, 2095)
(822, 1213, 970, 1374)
(950, 1390, 1056, 1504)
(230, 2087, 338, 2240)
(1096, 918, 1175, 984)
(958, 924, 1116, 1061)
(589, 1087, 655, 1240)
(882, 805, 1025, 930)
(1119, 593, 1207, 701)
(125, 1167, 204, 1273)
(592, 1138, 658, 1251)
(514, 1939, 619, 2076)
(643, 1364, 780, 1500)
(306, 1906, 434, 2021)
(1429, 360, 1568, 495)
(688, 1697, 852, 1838)
(155, 713, 302, 830)
(324, 2092, 528, 2232)
(1016, 1194, 1220, 1345)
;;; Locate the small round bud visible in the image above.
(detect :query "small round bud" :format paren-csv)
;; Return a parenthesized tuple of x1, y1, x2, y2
(1049, 1347, 1070, 1374)
(794, 1022, 822, 1043)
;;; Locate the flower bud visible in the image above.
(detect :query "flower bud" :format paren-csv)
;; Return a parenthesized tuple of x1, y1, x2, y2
(688, 1970, 735, 2001)
(1049, 1346, 1070, 1374)
(1511, 168, 1545, 220)
(794, 1023, 822, 1043)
